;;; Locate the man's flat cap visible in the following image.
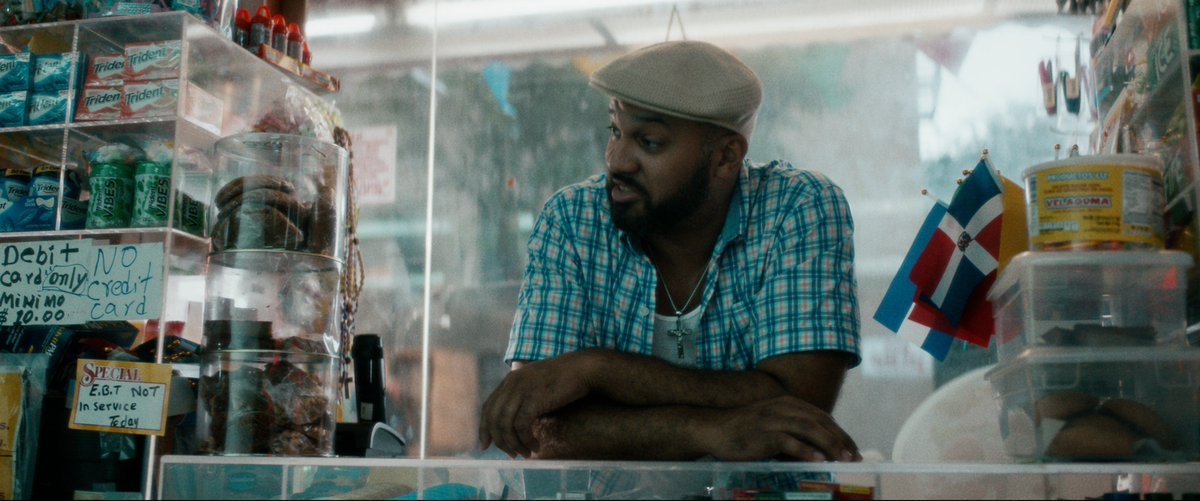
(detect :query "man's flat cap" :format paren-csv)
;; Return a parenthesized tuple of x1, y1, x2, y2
(590, 40, 763, 140)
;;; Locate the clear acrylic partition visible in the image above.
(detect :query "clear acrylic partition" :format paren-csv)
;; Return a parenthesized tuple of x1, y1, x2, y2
(138, 0, 1200, 498)
(318, 0, 1108, 462)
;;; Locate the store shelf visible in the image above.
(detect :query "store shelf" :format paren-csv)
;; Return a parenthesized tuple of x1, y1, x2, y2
(158, 456, 1200, 500)
(0, 11, 343, 500)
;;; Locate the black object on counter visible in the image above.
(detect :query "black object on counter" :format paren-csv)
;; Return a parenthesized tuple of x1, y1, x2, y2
(351, 333, 386, 424)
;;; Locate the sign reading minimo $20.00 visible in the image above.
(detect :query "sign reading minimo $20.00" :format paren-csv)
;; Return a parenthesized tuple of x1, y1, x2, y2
(70, 359, 171, 435)
(0, 240, 163, 326)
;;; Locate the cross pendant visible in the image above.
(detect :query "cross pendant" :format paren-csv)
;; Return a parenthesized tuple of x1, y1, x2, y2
(668, 318, 689, 359)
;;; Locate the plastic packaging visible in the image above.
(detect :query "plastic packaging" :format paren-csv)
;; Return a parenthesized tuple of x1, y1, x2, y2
(131, 160, 171, 227)
(196, 350, 339, 456)
(85, 161, 134, 229)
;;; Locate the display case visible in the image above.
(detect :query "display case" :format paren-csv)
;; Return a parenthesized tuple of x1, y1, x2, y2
(0, 11, 340, 499)
(157, 456, 1200, 500)
(1090, 0, 1200, 326)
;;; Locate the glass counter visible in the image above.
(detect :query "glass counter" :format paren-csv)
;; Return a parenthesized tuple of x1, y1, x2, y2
(159, 455, 1200, 499)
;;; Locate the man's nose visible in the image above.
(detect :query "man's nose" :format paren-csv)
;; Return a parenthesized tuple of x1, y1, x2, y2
(605, 140, 637, 175)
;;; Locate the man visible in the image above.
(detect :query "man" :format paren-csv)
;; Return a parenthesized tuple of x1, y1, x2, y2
(480, 40, 861, 463)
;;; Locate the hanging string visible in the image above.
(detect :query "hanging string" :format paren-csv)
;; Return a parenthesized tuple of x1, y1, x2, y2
(665, 4, 687, 41)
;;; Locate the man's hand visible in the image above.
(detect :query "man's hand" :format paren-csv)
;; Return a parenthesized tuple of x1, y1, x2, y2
(700, 395, 861, 462)
(479, 351, 597, 458)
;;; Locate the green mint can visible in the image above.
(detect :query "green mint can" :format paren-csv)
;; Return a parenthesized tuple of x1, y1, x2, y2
(173, 191, 206, 236)
(132, 160, 172, 228)
(85, 162, 133, 229)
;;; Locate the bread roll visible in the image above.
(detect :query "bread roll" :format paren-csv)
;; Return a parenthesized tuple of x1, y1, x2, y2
(217, 188, 307, 228)
(1035, 391, 1099, 422)
(1045, 413, 1138, 459)
(212, 205, 305, 251)
(215, 175, 296, 207)
(1099, 398, 1176, 450)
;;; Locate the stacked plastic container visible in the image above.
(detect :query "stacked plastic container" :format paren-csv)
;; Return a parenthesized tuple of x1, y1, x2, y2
(194, 133, 348, 456)
(986, 250, 1198, 462)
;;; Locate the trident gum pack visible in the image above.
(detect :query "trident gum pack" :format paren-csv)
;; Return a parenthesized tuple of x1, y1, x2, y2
(122, 79, 178, 118)
(76, 85, 124, 121)
(32, 52, 77, 92)
(124, 40, 181, 81)
(84, 53, 126, 86)
(0, 53, 31, 93)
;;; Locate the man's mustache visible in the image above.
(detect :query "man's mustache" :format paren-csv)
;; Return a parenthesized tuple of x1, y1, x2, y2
(607, 174, 647, 198)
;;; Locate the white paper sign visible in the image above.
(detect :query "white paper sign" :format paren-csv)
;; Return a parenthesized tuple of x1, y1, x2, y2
(70, 360, 171, 436)
(350, 125, 398, 205)
(0, 241, 164, 325)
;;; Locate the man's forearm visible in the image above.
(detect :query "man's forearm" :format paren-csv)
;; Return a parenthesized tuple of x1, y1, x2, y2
(532, 397, 714, 460)
(574, 349, 788, 409)
(531, 393, 858, 462)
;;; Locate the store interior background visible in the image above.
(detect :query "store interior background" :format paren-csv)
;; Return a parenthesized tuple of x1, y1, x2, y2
(302, 0, 1096, 460)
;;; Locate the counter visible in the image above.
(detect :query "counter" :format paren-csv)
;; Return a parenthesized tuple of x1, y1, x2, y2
(159, 455, 1200, 499)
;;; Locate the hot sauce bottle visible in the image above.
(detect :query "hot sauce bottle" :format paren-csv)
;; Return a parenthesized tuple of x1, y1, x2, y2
(249, 6, 273, 53)
(271, 14, 289, 53)
(286, 22, 303, 60)
(233, 8, 251, 48)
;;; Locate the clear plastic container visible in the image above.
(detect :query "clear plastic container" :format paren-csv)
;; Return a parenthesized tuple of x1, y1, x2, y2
(203, 251, 343, 355)
(986, 347, 1200, 462)
(211, 133, 348, 260)
(196, 349, 340, 456)
(989, 251, 1191, 363)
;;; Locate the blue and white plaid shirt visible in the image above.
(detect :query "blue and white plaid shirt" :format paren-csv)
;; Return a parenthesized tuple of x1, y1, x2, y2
(506, 159, 861, 369)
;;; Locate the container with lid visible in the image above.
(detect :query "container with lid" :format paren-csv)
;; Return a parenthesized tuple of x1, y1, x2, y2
(1024, 154, 1165, 251)
(986, 347, 1200, 463)
(989, 251, 1192, 363)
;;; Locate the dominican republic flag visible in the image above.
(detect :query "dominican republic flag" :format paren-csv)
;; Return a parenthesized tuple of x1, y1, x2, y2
(873, 198, 956, 360)
(908, 158, 1004, 330)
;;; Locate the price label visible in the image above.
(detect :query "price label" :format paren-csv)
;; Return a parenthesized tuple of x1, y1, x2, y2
(0, 241, 163, 325)
(69, 360, 171, 436)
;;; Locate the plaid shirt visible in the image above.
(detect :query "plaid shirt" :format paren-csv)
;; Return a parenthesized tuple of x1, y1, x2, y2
(506, 160, 861, 368)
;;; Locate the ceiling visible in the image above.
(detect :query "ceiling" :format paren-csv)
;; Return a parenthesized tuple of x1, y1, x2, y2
(305, 0, 1064, 72)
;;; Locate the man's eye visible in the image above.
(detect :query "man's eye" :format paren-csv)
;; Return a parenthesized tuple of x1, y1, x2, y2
(606, 125, 620, 139)
(640, 137, 661, 150)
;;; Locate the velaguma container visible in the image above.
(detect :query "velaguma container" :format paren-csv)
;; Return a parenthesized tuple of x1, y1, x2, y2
(1023, 154, 1165, 251)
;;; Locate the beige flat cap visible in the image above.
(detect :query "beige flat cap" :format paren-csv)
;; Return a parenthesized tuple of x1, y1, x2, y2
(590, 40, 763, 140)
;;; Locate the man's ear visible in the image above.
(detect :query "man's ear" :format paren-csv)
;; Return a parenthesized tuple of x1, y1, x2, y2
(714, 133, 748, 178)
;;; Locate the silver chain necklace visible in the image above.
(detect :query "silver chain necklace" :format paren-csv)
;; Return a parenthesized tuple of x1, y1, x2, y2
(656, 260, 713, 359)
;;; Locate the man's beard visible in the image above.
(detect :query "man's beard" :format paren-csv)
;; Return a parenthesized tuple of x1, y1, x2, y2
(609, 155, 712, 238)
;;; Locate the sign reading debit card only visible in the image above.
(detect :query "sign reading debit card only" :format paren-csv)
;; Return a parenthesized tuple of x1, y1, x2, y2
(0, 240, 163, 326)
(70, 359, 171, 436)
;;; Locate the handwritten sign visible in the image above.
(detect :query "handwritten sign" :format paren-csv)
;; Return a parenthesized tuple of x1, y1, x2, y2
(0, 241, 163, 325)
(350, 125, 398, 205)
(69, 360, 171, 436)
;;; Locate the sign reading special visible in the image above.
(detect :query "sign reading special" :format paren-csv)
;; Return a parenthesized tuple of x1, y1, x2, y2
(70, 359, 171, 436)
(0, 240, 163, 325)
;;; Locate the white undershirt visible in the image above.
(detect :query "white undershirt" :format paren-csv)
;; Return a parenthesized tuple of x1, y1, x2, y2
(652, 306, 703, 368)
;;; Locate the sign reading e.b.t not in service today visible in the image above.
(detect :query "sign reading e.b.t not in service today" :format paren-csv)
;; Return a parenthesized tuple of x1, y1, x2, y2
(70, 359, 171, 436)
(0, 240, 163, 325)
